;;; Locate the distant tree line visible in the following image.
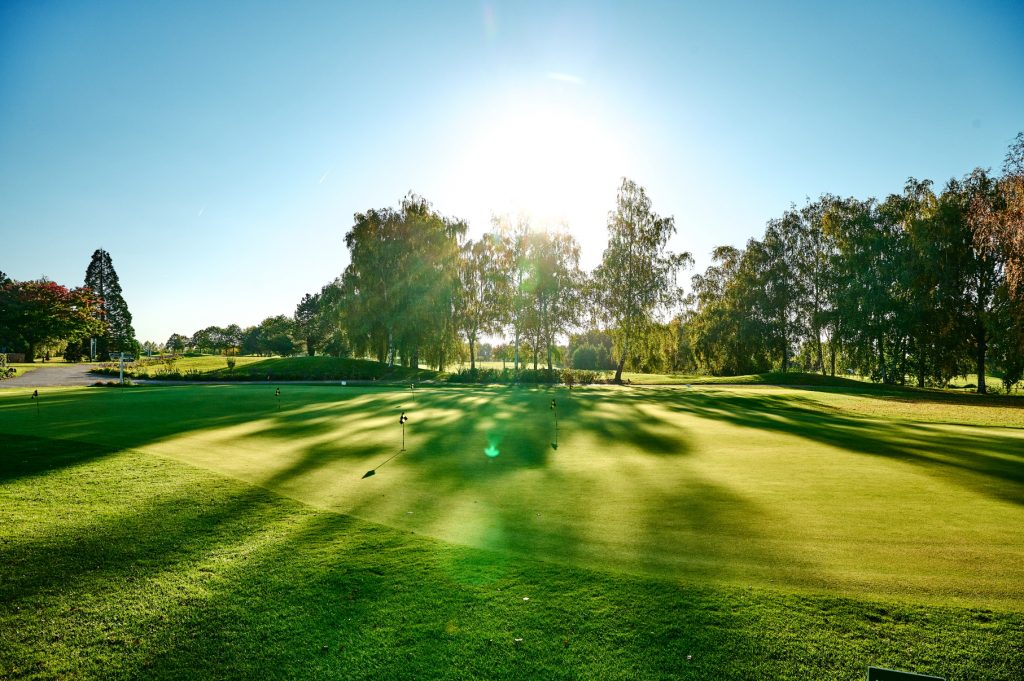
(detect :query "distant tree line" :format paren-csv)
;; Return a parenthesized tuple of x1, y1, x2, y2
(289, 182, 686, 383)
(159, 134, 1024, 394)
(684, 133, 1024, 393)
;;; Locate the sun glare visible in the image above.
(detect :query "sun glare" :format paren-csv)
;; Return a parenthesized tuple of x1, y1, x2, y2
(446, 93, 634, 261)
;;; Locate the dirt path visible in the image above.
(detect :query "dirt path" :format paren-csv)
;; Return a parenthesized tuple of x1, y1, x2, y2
(1, 364, 102, 388)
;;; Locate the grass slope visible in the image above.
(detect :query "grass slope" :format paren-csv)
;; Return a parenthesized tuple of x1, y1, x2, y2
(2, 383, 1023, 678)
(2, 437, 1021, 680)
(96, 355, 437, 383)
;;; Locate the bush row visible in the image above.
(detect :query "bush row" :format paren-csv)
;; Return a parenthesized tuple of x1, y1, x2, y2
(446, 367, 602, 385)
(91, 363, 420, 382)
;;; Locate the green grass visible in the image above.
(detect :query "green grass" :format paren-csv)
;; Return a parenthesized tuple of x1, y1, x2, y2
(99, 355, 438, 383)
(1, 383, 1022, 679)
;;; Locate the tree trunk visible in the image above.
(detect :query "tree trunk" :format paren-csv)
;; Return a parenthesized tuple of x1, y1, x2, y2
(26, 341, 36, 363)
(878, 337, 888, 384)
(917, 348, 926, 388)
(976, 325, 987, 395)
(816, 332, 825, 376)
(514, 330, 520, 373)
(614, 355, 626, 384)
(469, 336, 476, 371)
(829, 342, 836, 377)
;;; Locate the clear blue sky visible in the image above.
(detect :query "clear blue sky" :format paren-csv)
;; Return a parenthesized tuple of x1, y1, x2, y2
(2, 0, 1022, 344)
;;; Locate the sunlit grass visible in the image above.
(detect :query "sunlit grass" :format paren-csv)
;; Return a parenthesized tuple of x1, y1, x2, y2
(106, 355, 435, 382)
(2, 383, 1022, 678)
(5, 442, 1020, 679)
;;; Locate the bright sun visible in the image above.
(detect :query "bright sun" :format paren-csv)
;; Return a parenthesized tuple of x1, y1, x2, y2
(445, 91, 634, 263)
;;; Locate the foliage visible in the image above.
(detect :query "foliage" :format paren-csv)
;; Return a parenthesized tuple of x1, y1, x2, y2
(165, 333, 188, 354)
(95, 354, 434, 382)
(456, 234, 504, 369)
(593, 178, 693, 383)
(683, 135, 1024, 393)
(294, 291, 327, 356)
(0, 278, 105, 362)
(340, 194, 465, 371)
(83, 248, 136, 356)
(240, 317, 295, 356)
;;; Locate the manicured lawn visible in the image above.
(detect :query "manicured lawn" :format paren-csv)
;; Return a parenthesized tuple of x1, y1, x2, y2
(98, 355, 437, 382)
(2, 383, 1022, 678)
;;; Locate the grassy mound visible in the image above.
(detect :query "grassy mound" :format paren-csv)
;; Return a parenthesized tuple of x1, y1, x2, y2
(93, 355, 437, 383)
(2, 384, 1022, 678)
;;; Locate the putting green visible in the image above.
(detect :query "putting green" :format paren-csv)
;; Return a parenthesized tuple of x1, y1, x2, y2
(2, 383, 1021, 609)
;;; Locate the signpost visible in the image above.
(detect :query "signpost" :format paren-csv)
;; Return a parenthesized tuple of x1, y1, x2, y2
(550, 398, 558, 450)
(362, 409, 411, 479)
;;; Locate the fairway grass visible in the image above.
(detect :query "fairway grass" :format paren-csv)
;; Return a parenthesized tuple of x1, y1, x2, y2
(2, 383, 1023, 678)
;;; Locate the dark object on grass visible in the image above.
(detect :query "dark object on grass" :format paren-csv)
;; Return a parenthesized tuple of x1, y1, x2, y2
(867, 666, 945, 681)
(361, 448, 406, 480)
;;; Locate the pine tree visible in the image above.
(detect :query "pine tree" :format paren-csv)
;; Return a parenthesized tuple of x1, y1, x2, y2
(84, 249, 136, 357)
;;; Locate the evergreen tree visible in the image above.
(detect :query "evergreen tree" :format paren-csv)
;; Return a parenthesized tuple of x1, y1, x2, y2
(84, 249, 136, 357)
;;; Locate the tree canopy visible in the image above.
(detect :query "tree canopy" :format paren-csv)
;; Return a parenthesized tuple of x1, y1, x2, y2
(84, 249, 136, 356)
(593, 178, 692, 383)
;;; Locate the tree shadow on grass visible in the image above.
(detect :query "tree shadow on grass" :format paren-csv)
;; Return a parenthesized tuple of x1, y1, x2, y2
(660, 388, 1024, 506)
(9, 469, 1013, 681)
(0, 434, 116, 484)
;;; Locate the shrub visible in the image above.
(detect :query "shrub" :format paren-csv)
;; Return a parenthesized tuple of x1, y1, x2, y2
(572, 345, 599, 370)
(226, 357, 236, 371)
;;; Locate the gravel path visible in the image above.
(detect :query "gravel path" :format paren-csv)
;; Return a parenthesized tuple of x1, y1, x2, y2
(1, 364, 102, 388)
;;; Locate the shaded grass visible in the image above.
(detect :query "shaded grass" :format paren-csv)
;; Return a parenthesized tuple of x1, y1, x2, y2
(1, 384, 1022, 612)
(2, 438, 1021, 680)
(96, 355, 438, 383)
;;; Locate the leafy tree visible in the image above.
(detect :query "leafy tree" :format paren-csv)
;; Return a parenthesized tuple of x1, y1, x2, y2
(457, 235, 503, 370)
(955, 169, 1004, 394)
(294, 292, 327, 356)
(688, 245, 769, 375)
(971, 131, 1024, 299)
(341, 194, 465, 370)
(491, 216, 532, 372)
(822, 196, 911, 383)
(0, 279, 105, 361)
(521, 229, 584, 373)
(798, 197, 842, 375)
(260, 316, 297, 356)
(571, 344, 599, 369)
(166, 333, 188, 354)
(593, 179, 692, 383)
(316, 279, 351, 358)
(395, 195, 465, 370)
(84, 249, 136, 356)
